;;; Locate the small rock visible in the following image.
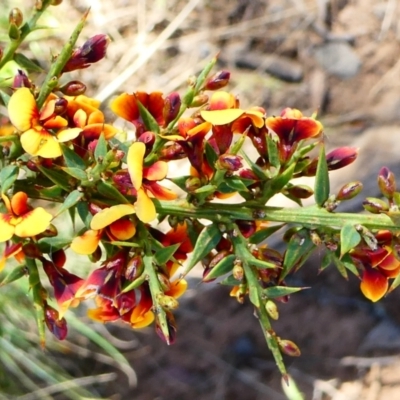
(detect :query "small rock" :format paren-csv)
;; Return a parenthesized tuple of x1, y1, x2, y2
(235, 51, 304, 82)
(313, 42, 361, 79)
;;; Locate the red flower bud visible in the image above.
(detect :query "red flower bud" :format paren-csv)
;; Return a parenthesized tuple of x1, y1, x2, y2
(326, 147, 358, 171)
(217, 154, 243, 171)
(163, 92, 181, 125)
(44, 304, 68, 340)
(138, 131, 156, 148)
(59, 80, 87, 96)
(13, 70, 31, 88)
(363, 197, 389, 214)
(54, 98, 68, 115)
(285, 184, 314, 199)
(51, 249, 66, 268)
(336, 181, 363, 201)
(205, 70, 231, 90)
(63, 34, 109, 72)
(278, 338, 301, 357)
(125, 255, 143, 280)
(378, 166, 396, 199)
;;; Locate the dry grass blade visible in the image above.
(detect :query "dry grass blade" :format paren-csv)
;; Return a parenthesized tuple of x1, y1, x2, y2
(95, 0, 202, 101)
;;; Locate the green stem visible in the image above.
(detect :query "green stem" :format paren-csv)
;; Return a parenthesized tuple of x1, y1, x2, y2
(25, 257, 46, 347)
(0, 1, 53, 70)
(36, 9, 89, 108)
(155, 200, 398, 231)
(137, 223, 171, 344)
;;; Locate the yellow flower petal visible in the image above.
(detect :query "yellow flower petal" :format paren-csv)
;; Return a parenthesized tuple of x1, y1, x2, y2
(8, 87, 37, 131)
(131, 310, 155, 329)
(70, 229, 101, 255)
(135, 188, 156, 223)
(57, 127, 82, 142)
(167, 279, 187, 299)
(201, 109, 244, 125)
(90, 204, 136, 230)
(14, 207, 52, 237)
(0, 215, 15, 242)
(127, 142, 146, 190)
(144, 161, 168, 181)
(20, 129, 62, 158)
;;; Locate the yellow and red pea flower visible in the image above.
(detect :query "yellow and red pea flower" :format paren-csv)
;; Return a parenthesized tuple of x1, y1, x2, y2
(8, 88, 82, 158)
(0, 192, 53, 243)
(70, 204, 136, 255)
(265, 108, 323, 163)
(110, 91, 165, 137)
(351, 231, 400, 302)
(127, 141, 177, 223)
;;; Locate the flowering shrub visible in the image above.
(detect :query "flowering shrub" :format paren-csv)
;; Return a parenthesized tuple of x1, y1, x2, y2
(1, 1, 400, 379)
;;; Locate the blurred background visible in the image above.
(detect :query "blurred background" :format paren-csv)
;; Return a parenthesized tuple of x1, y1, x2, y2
(2, 0, 400, 399)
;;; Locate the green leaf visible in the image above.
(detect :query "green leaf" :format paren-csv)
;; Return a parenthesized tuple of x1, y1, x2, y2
(230, 133, 246, 155)
(314, 144, 329, 206)
(96, 181, 130, 204)
(61, 167, 87, 180)
(94, 133, 108, 160)
(37, 237, 71, 253)
(0, 165, 19, 193)
(340, 253, 359, 276)
(0, 264, 27, 286)
(340, 224, 361, 257)
(263, 285, 307, 299)
(154, 243, 181, 266)
(0, 89, 11, 106)
(36, 165, 70, 191)
(182, 224, 222, 276)
(389, 273, 400, 293)
(204, 142, 218, 167)
(203, 254, 236, 281)
(195, 56, 217, 91)
(249, 224, 285, 244)
(220, 274, 241, 286)
(266, 134, 280, 171)
(170, 175, 191, 192)
(39, 185, 64, 199)
(13, 53, 43, 72)
(223, 177, 249, 192)
(320, 251, 332, 272)
(137, 100, 160, 133)
(282, 228, 315, 280)
(54, 190, 84, 217)
(61, 144, 86, 170)
(77, 201, 92, 228)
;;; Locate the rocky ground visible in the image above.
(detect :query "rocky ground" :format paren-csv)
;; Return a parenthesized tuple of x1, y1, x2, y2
(5, 0, 400, 399)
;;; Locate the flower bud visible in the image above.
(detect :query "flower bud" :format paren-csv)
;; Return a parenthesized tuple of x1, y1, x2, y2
(157, 273, 171, 292)
(232, 263, 244, 281)
(35, 0, 43, 10)
(51, 249, 66, 268)
(378, 166, 396, 199)
(189, 94, 209, 107)
(217, 154, 243, 171)
(59, 80, 87, 96)
(205, 70, 231, 90)
(39, 224, 58, 238)
(236, 220, 256, 238)
(63, 34, 109, 72)
(278, 338, 301, 357)
(336, 181, 363, 201)
(265, 300, 279, 320)
(9, 8, 23, 27)
(89, 246, 102, 263)
(209, 250, 229, 269)
(50, 0, 63, 5)
(157, 293, 179, 311)
(54, 98, 68, 115)
(363, 197, 389, 214)
(125, 255, 144, 280)
(163, 92, 181, 125)
(185, 176, 202, 192)
(22, 243, 41, 258)
(155, 311, 177, 345)
(44, 304, 68, 340)
(285, 184, 314, 199)
(138, 131, 156, 148)
(326, 147, 358, 171)
(13, 70, 31, 88)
